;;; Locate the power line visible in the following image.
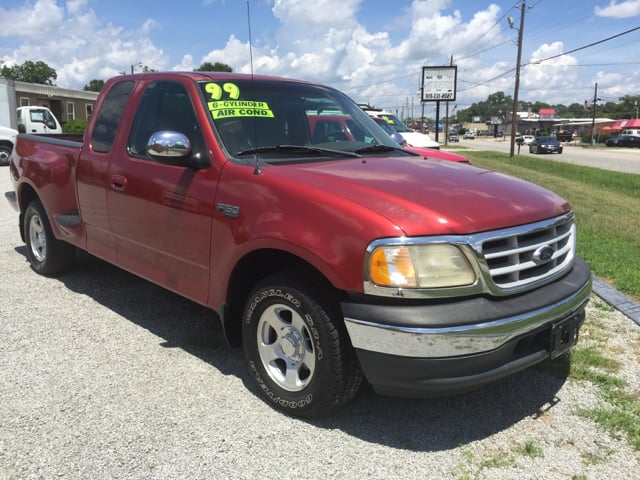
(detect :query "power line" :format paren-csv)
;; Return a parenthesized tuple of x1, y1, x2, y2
(523, 26, 640, 66)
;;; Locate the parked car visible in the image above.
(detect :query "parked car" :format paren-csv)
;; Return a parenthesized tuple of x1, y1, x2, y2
(361, 107, 440, 149)
(448, 131, 459, 142)
(404, 145, 471, 164)
(529, 136, 563, 154)
(307, 114, 470, 163)
(556, 131, 573, 142)
(518, 135, 535, 145)
(370, 117, 407, 146)
(0, 125, 18, 166)
(463, 131, 475, 139)
(605, 135, 640, 148)
(620, 129, 640, 136)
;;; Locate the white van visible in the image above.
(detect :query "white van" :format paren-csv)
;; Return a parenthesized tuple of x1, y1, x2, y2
(620, 129, 640, 137)
(16, 106, 62, 134)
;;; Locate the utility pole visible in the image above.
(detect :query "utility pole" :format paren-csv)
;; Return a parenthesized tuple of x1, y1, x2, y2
(591, 83, 598, 146)
(509, 1, 526, 158)
(445, 54, 454, 144)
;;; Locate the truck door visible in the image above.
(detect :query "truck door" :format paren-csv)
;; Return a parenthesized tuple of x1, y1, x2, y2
(77, 80, 135, 263)
(107, 80, 215, 305)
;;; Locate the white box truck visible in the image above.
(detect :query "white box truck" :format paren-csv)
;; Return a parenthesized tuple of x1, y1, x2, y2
(0, 77, 62, 165)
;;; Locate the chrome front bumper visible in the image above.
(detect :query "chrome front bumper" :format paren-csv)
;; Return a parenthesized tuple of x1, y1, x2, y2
(343, 258, 592, 359)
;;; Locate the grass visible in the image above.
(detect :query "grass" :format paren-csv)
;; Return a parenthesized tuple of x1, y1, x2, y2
(465, 150, 640, 300)
(453, 441, 544, 480)
(513, 440, 544, 458)
(460, 152, 640, 451)
(561, 298, 640, 450)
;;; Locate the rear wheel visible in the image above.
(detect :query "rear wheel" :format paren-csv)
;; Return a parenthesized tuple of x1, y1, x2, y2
(242, 273, 362, 418)
(24, 200, 75, 275)
(0, 144, 11, 166)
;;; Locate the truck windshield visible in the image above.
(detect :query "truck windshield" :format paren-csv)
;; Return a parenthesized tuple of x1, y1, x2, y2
(375, 113, 413, 133)
(197, 79, 406, 163)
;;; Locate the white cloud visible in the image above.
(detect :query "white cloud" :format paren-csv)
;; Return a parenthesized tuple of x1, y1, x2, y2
(200, 35, 252, 73)
(173, 54, 195, 72)
(519, 43, 581, 104)
(1, 0, 635, 108)
(595, 0, 640, 18)
(0, 0, 64, 38)
(197, 0, 510, 109)
(1, 0, 166, 88)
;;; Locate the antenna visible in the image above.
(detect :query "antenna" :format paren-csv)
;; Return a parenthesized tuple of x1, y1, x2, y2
(247, 1, 255, 78)
(246, 1, 262, 175)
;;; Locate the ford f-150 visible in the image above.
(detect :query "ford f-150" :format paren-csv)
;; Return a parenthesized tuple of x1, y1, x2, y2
(5, 72, 591, 417)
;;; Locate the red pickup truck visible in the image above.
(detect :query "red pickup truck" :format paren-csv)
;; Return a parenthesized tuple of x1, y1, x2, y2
(5, 72, 591, 418)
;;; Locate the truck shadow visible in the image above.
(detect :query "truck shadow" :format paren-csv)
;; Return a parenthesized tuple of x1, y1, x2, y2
(319, 363, 569, 451)
(23, 248, 571, 452)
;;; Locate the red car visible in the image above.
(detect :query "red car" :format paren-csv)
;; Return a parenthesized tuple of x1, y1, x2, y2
(404, 145, 471, 163)
(307, 114, 471, 163)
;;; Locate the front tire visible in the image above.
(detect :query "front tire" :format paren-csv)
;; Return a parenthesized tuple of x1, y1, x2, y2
(24, 200, 75, 275)
(0, 144, 11, 166)
(242, 273, 362, 418)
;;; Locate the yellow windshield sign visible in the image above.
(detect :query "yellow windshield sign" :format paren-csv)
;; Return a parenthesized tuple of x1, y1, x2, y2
(208, 100, 274, 119)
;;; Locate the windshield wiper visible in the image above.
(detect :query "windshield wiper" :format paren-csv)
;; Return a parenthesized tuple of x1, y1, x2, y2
(353, 145, 401, 154)
(237, 145, 360, 158)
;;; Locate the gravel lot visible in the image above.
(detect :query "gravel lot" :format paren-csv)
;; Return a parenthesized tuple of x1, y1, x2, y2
(1, 168, 639, 480)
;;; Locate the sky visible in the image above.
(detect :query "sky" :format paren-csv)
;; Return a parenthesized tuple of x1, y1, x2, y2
(1, 0, 639, 117)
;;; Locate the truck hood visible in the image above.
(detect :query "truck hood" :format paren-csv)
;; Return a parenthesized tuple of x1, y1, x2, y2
(399, 131, 440, 148)
(0, 126, 18, 138)
(276, 156, 570, 236)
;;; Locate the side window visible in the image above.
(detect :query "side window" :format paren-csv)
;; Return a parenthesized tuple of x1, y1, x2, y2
(66, 102, 75, 121)
(127, 80, 203, 160)
(91, 81, 134, 153)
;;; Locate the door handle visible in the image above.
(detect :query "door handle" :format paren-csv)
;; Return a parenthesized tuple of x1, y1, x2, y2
(111, 174, 128, 191)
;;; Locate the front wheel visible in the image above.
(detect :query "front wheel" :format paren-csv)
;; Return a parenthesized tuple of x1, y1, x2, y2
(24, 200, 75, 275)
(242, 273, 362, 418)
(0, 144, 11, 166)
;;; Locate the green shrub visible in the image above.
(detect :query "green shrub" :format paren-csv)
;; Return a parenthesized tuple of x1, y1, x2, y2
(63, 119, 88, 134)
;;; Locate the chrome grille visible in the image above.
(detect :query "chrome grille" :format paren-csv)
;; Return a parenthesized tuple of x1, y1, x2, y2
(480, 214, 575, 291)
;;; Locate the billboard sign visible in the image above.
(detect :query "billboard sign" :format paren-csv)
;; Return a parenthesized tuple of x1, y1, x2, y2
(421, 66, 457, 102)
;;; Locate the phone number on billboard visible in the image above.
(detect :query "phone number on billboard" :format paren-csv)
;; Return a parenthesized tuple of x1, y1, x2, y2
(424, 93, 454, 100)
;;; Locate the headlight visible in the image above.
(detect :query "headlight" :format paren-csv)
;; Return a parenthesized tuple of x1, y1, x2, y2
(368, 243, 476, 288)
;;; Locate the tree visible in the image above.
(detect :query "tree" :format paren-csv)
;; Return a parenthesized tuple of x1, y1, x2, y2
(459, 91, 514, 123)
(63, 119, 88, 134)
(83, 79, 104, 92)
(195, 62, 233, 72)
(1, 60, 57, 85)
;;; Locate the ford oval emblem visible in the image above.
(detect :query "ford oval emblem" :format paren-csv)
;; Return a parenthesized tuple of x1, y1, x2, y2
(532, 245, 555, 265)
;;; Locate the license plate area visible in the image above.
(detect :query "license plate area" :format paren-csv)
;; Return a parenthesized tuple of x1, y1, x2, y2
(549, 315, 580, 359)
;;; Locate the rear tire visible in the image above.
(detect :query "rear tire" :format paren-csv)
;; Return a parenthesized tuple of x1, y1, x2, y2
(0, 144, 11, 166)
(242, 273, 362, 418)
(24, 200, 75, 275)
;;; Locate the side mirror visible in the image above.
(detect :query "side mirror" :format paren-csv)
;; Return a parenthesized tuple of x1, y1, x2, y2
(18, 124, 26, 134)
(148, 130, 191, 158)
(391, 132, 407, 146)
(147, 130, 210, 169)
